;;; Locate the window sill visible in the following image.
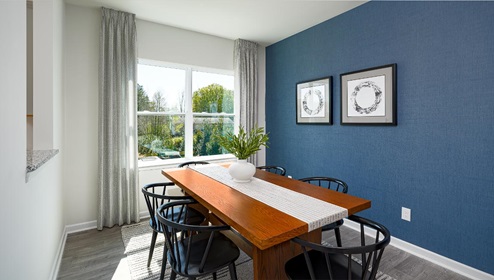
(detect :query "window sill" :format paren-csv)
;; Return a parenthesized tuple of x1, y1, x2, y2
(138, 154, 236, 171)
(26, 149, 59, 181)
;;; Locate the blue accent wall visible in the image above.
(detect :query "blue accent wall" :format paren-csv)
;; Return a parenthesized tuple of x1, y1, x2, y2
(265, 1, 494, 274)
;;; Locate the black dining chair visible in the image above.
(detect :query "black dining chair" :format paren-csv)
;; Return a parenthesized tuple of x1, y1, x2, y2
(178, 161, 210, 167)
(177, 161, 210, 195)
(285, 215, 391, 280)
(157, 200, 240, 280)
(299, 176, 349, 246)
(141, 183, 205, 273)
(256, 165, 287, 176)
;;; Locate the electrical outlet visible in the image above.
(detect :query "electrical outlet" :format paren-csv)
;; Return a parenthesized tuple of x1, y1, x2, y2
(401, 207, 411, 222)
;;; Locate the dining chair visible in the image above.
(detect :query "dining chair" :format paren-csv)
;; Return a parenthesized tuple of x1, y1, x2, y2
(178, 161, 210, 167)
(177, 161, 210, 196)
(298, 176, 349, 246)
(285, 215, 391, 280)
(256, 165, 287, 176)
(141, 183, 205, 272)
(157, 200, 240, 280)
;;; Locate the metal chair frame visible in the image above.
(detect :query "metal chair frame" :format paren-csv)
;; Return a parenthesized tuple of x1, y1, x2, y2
(299, 176, 349, 246)
(285, 215, 391, 280)
(256, 165, 287, 176)
(157, 200, 239, 280)
(178, 161, 210, 168)
(298, 176, 348, 193)
(141, 182, 204, 277)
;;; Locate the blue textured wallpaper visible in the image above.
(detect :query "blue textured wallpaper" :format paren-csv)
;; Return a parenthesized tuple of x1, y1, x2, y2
(265, 1, 494, 275)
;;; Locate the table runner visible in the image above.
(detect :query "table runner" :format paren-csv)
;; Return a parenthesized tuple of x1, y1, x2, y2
(189, 164, 348, 231)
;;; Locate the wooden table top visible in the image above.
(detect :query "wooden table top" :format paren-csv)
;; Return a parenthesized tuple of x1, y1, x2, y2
(162, 166, 371, 250)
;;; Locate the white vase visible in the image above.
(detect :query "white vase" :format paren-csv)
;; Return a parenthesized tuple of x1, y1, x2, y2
(228, 159, 256, 182)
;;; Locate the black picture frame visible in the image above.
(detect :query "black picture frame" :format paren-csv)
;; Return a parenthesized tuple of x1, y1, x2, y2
(340, 64, 397, 125)
(296, 76, 332, 125)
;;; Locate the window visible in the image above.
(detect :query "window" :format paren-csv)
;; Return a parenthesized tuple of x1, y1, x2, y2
(137, 60, 236, 163)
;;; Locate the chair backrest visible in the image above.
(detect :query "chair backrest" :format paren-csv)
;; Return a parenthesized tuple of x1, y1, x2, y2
(142, 182, 193, 231)
(287, 215, 391, 280)
(178, 161, 210, 168)
(256, 165, 287, 176)
(299, 176, 348, 193)
(156, 200, 236, 277)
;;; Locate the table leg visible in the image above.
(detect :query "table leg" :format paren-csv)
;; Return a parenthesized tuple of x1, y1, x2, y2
(252, 229, 321, 280)
(206, 208, 322, 279)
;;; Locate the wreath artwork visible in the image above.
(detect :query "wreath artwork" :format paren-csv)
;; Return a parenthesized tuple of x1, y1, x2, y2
(340, 63, 396, 125)
(296, 77, 332, 124)
(302, 88, 324, 116)
(350, 81, 383, 115)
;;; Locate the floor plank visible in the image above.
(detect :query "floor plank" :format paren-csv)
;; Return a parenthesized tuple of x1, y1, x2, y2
(58, 226, 129, 280)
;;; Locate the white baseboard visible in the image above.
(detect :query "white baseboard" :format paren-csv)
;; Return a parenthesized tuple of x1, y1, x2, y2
(65, 211, 149, 235)
(140, 211, 150, 219)
(66, 220, 98, 234)
(343, 218, 494, 280)
(49, 221, 97, 280)
(48, 226, 67, 280)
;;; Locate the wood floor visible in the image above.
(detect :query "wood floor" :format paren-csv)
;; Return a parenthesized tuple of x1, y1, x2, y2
(57, 224, 473, 280)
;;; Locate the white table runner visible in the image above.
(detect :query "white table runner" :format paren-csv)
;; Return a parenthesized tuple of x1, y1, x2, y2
(189, 164, 348, 231)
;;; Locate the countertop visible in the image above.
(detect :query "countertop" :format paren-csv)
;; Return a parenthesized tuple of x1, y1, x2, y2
(26, 149, 59, 173)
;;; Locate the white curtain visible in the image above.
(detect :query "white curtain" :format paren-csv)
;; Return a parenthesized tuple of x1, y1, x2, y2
(97, 7, 139, 230)
(234, 39, 259, 164)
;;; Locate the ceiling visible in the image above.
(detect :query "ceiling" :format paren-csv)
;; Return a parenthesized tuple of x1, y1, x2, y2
(64, 0, 367, 46)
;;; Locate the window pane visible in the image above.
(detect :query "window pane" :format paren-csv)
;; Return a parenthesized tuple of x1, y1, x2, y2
(193, 116, 234, 157)
(138, 115, 185, 159)
(192, 71, 234, 113)
(138, 64, 186, 113)
(137, 61, 236, 162)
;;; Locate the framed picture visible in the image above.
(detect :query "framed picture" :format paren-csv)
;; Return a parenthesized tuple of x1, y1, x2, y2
(340, 64, 396, 125)
(296, 76, 332, 124)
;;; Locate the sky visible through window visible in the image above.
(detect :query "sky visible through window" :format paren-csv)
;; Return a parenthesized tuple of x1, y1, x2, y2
(138, 64, 234, 111)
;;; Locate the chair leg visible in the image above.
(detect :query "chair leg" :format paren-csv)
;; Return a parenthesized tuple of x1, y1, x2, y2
(212, 272, 217, 280)
(229, 263, 238, 280)
(170, 270, 177, 280)
(159, 244, 167, 280)
(148, 231, 158, 267)
(334, 227, 342, 247)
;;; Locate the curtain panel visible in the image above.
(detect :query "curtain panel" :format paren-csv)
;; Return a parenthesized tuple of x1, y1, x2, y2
(234, 39, 259, 164)
(97, 7, 139, 230)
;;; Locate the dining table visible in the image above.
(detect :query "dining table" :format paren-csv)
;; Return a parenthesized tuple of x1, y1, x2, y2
(162, 164, 371, 280)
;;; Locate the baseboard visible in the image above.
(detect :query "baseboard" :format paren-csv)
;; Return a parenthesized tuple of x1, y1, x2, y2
(49, 221, 97, 280)
(66, 220, 98, 234)
(343, 219, 494, 280)
(65, 211, 149, 235)
(48, 226, 67, 280)
(140, 210, 150, 219)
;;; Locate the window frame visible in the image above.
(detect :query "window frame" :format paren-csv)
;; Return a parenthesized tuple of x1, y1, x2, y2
(137, 59, 238, 168)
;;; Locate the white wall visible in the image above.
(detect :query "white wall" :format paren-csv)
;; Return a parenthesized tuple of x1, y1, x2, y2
(27, 3, 33, 149)
(33, 0, 54, 149)
(0, 0, 65, 279)
(0, 3, 28, 276)
(138, 19, 234, 70)
(63, 4, 100, 227)
(63, 4, 266, 226)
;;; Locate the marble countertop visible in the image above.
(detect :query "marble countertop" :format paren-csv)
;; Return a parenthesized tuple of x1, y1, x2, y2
(26, 149, 59, 173)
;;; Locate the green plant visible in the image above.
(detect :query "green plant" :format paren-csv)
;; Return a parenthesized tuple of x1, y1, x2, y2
(216, 125, 269, 160)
